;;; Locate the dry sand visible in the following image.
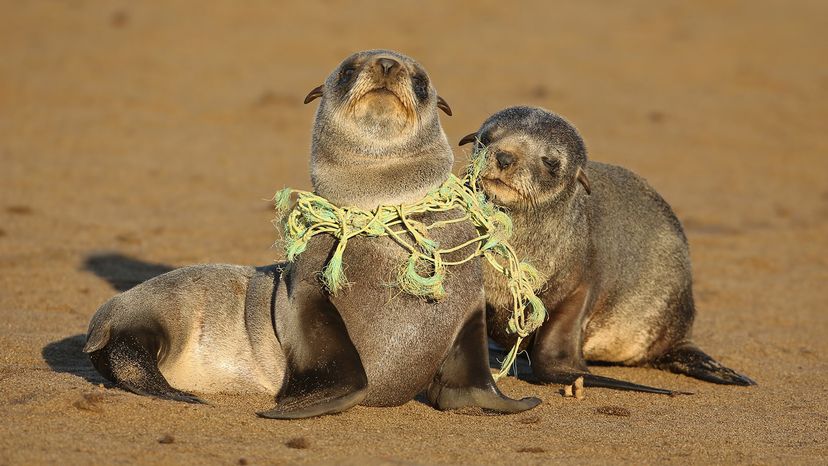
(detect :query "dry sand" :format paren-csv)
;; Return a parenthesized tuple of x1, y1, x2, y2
(1, 1, 826, 464)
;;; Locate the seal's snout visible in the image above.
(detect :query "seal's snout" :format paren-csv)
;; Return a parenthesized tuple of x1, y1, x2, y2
(495, 151, 515, 170)
(377, 57, 399, 75)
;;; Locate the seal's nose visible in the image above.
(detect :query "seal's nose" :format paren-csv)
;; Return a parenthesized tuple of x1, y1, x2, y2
(377, 57, 399, 75)
(496, 151, 515, 170)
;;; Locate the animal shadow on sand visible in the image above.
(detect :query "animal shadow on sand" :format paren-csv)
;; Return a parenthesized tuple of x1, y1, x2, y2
(487, 343, 655, 388)
(488, 342, 533, 378)
(81, 251, 175, 292)
(41, 252, 176, 385)
(42, 335, 108, 385)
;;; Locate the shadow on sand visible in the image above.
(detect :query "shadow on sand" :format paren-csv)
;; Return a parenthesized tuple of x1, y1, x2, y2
(81, 251, 174, 292)
(41, 334, 109, 385)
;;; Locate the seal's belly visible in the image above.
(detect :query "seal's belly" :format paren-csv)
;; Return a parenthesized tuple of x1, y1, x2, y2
(333, 283, 467, 406)
(333, 234, 484, 406)
(160, 338, 281, 394)
(582, 325, 650, 364)
(582, 300, 663, 364)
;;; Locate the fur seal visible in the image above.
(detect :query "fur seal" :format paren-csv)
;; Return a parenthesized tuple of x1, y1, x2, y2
(84, 264, 285, 402)
(460, 106, 755, 392)
(257, 50, 539, 418)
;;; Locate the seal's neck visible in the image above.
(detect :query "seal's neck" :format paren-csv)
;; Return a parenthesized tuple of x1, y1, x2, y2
(507, 190, 589, 279)
(311, 146, 453, 210)
(310, 121, 454, 210)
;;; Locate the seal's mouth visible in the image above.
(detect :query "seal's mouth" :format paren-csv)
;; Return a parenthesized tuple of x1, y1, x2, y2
(366, 86, 401, 101)
(345, 79, 417, 133)
(480, 177, 522, 204)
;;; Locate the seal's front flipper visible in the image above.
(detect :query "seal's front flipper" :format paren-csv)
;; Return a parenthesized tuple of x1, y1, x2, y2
(527, 286, 682, 395)
(428, 309, 540, 414)
(652, 342, 756, 386)
(257, 389, 366, 420)
(258, 282, 367, 420)
(87, 332, 205, 404)
(582, 373, 685, 395)
(530, 370, 684, 395)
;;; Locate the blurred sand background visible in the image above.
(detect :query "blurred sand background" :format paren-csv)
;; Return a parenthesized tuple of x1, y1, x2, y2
(1, 0, 826, 464)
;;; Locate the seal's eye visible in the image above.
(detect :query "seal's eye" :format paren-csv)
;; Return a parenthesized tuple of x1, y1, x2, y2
(412, 74, 429, 102)
(339, 67, 356, 86)
(542, 157, 561, 175)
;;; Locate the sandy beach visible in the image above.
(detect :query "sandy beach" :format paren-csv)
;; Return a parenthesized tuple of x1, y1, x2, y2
(1, 1, 826, 464)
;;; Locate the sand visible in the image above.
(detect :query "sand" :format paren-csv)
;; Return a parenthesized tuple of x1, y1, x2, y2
(1, 1, 826, 464)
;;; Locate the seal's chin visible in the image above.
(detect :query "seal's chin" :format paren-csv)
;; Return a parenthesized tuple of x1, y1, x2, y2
(480, 177, 523, 206)
(362, 87, 411, 113)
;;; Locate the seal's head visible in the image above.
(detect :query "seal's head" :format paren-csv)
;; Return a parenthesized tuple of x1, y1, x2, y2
(460, 106, 591, 210)
(305, 50, 453, 209)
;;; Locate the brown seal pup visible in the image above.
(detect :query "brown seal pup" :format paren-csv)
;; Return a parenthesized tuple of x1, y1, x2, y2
(460, 106, 755, 392)
(84, 264, 286, 403)
(256, 50, 540, 418)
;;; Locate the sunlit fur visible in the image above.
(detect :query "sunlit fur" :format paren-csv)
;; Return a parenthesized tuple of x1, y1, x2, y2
(310, 50, 453, 209)
(473, 111, 584, 211)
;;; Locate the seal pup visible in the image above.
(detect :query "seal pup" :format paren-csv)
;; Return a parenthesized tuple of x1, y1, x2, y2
(84, 263, 286, 403)
(460, 106, 755, 391)
(257, 50, 540, 419)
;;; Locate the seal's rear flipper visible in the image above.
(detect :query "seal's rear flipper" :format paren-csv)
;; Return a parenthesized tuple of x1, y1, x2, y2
(651, 343, 756, 386)
(86, 332, 205, 404)
(258, 282, 368, 420)
(428, 309, 541, 414)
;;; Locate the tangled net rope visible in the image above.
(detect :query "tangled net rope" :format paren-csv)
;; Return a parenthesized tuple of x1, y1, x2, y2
(273, 149, 546, 379)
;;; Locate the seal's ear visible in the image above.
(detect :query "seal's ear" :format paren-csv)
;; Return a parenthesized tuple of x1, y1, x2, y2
(303, 85, 323, 104)
(576, 167, 591, 195)
(437, 96, 452, 116)
(459, 132, 478, 146)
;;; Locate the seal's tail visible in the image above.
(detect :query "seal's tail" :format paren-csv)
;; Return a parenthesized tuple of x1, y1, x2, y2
(651, 342, 756, 386)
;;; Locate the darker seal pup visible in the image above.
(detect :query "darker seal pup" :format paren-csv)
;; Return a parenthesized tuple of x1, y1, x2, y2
(460, 106, 755, 392)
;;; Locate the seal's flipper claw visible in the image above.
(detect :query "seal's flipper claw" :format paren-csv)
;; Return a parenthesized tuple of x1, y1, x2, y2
(263, 281, 368, 419)
(428, 308, 541, 414)
(652, 343, 756, 386)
